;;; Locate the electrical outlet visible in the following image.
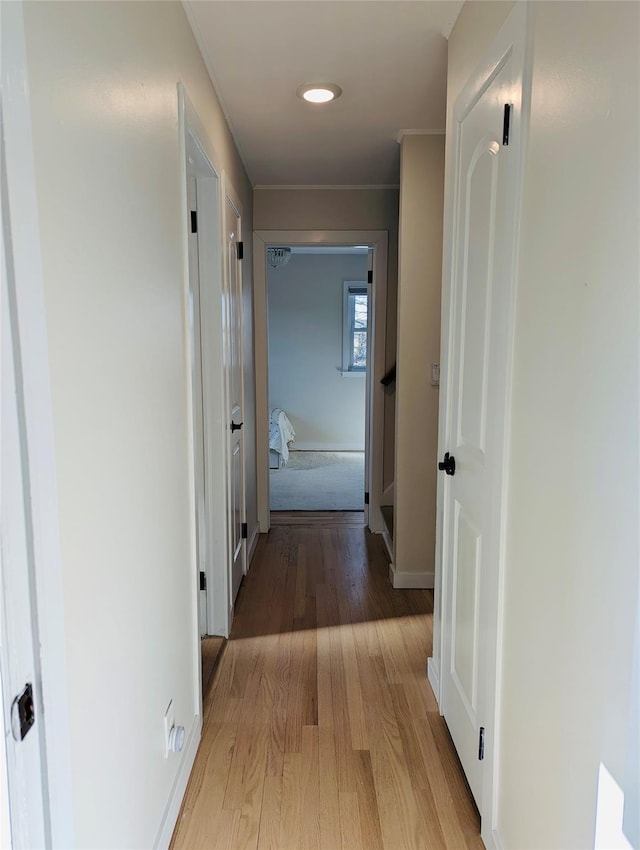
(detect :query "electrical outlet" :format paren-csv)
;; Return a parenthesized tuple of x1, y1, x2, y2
(163, 699, 175, 758)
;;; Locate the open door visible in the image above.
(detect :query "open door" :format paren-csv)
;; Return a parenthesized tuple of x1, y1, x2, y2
(438, 1, 529, 831)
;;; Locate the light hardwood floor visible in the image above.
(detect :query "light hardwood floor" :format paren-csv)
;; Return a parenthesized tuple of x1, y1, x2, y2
(171, 521, 483, 850)
(201, 636, 226, 702)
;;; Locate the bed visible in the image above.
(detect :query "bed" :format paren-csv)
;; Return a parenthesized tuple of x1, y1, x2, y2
(269, 408, 296, 469)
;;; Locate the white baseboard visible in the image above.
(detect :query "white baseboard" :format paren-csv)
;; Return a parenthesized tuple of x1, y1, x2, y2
(482, 827, 505, 850)
(427, 657, 440, 705)
(389, 562, 435, 589)
(153, 713, 202, 849)
(381, 528, 393, 563)
(367, 504, 384, 535)
(291, 443, 365, 452)
(247, 524, 259, 566)
(381, 481, 394, 505)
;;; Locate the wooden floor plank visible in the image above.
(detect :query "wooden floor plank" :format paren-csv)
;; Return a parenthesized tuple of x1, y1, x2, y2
(315, 585, 334, 728)
(318, 726, 341, 850)
(270, 510, 365, 527)
(171, 518, 482, 850)
(339, 791, 364, 850)
(202, 636, 226, 702)
(265, 633, 289, 778)
(340, 620, 369, 750)
(256, 776, 282, 850)
(352, 749, 385, 850)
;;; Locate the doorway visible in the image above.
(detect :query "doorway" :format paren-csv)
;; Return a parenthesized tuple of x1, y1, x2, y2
(254, 230, 388, 533)
(180, 85, 248, 681)
(223, 186, 247, 607)
(267, 246, 369, 514)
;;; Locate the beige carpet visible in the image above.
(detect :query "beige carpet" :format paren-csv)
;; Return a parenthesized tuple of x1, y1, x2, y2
(270, 451, 364, 511)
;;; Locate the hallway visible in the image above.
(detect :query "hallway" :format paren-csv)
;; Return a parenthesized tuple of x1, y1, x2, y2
(171, 517, 483, 850)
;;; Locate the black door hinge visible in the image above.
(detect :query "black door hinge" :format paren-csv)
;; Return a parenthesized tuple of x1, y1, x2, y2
(190, 210, 198, 233)
(502, 104, 512, 146)
(237, 241, 244, 260)
(364, 491, 370, 505)
(367, 269, 373, 284)
(11, 683, 35, 741)
(478, 726, 485, 760)
(199, 571, 206, 591)
(241, 522, 248, 539)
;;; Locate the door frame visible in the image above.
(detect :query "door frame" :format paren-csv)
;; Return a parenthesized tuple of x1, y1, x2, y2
(186, 165, 208, 640)
(178, 85, 230, 650)
(221, 178, 247, 617)
(1, 2, 74, 844)
(432, 3, 533, 846)
(253, 230, 388, 533)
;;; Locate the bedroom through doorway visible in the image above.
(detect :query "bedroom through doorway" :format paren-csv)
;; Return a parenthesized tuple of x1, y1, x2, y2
(267, 246, 369, 513)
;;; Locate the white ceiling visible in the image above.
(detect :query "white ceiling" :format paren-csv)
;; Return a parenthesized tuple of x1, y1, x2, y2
(184, 1, 463, 187)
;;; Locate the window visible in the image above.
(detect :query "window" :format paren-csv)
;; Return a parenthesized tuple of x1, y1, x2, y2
(342, 281, 369, 373)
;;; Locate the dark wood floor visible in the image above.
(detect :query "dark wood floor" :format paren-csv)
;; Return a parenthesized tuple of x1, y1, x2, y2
(270, 510, 366, 527)
(172, 520, 482, 850)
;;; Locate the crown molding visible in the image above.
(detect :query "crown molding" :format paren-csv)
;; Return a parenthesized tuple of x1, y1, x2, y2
(396, 129, 446, 144)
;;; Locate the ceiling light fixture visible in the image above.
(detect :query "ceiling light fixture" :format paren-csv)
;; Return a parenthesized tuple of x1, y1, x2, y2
(267, 247, 292, 269)
(297, 83, 342, 104)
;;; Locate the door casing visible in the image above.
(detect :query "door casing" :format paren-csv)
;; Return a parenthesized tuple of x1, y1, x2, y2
(253, 230, 388, 533)
(179, 85, 230, 649)
(222, 182, 247, 614)
(187, 172, 209, 638)
(1, 2, 74, 844)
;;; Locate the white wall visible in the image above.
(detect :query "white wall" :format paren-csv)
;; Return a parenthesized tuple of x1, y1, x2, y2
(443, 2, 640, 847)
(255, 187, 398, 487)
(268, 253, 368, 450)
(21, 2, 254, 847)
(394, 135, 445, 584)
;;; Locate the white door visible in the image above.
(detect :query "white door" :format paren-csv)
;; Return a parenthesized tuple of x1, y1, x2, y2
(0, 246, 48, 849)
(440, 13, 526, 810)
(224, 192, 246, 608)
(187, 177, 208, 637)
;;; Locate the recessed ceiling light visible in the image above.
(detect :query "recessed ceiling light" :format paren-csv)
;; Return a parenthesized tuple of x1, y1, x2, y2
(297, 83, 342, 104)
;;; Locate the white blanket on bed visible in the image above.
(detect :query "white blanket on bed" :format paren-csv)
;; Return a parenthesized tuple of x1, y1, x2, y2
(269, 409, 296, 465)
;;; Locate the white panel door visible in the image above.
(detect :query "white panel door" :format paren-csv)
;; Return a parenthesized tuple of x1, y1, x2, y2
(224, 193, 246, 608)
(440, 37, 524, 808)
(0, 247, 48, 848)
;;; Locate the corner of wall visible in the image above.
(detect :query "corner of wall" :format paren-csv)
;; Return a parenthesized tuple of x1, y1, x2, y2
(389, 561, 435, 590)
